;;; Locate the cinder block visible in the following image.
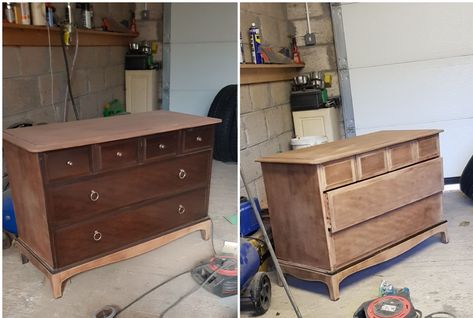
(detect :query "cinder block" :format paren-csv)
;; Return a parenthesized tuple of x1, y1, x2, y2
(110, 85, 125, 104)
(136, 20, 160, 41)
(105, 65, 125, 88)
(71, 69, 88, 97)
(88, 69, 106, 93)
(240, 145, 262, 183)
(3, 47, 21, 78)
(38, 72, 67, 106)
(95, 47, 111, 67)
(74, 47, 97, 70)
(241, 110, 268, 147)
(3, 77, 40, 116)
(19, 47, 50, 76)
(92, 3, 110, 26)
(259, 138, 280, 157)
(240, 85, 252, 114)
(25, 105, 59, 124)
(287, 3, 326, 20)
(259, 15, 284, 48)
(265, 106, 286, 138)
(240, 126, 248, 150)
(312, 15, 334, 45)
(326, 71, 340, 97)
(281, 104, 293, 132)
(270, 81, 291, 106)
(300, 45, 332, 71)
(278, 131, 294, 152)
(249, 83, 270, 110)
(255, 177, 268, 209)
(79, 91, 111, 119)
(136, 3, 163, 20)
(109, 47, 127, 66)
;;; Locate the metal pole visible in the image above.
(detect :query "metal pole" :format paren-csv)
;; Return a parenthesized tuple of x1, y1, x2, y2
(240, 171, 303, 318)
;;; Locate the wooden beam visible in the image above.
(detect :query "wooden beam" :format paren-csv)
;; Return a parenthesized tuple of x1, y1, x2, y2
(240, 63, 305, 84)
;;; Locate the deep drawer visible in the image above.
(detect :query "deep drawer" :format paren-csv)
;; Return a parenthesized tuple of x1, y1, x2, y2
(43, 146, 92, 181)
(182, 125, 214, 153)
(53, 188, 208, 268)
(47, 151, 211, 226)
(326, 157, 443, 233)
(98, 138, 141, 172)
(331, 193, 443, 268)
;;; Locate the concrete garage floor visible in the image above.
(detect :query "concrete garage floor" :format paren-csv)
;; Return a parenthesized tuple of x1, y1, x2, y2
(3, 160, 238, 318)
(242, 190, 473, 318)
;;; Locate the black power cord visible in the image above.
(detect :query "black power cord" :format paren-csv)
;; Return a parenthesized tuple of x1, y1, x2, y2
(59, 28, 80, 120)
(415, 310, 456, 318)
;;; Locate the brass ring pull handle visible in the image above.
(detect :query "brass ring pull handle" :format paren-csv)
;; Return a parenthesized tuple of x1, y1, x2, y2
(66, 160, 73, 166)
(196, 136, 202, 142)
(93, 230, 102, 241)
(178, 204, 186, 215)
(159, 144, 166, 150)
(116, 151, 123, 157)
(178, 169, 187, 179)
(90, 190, 100, 202)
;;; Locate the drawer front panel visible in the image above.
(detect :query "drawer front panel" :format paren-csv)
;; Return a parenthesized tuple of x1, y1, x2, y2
(53, 188, 208, 268)
(388, 141, 416, 170)
(418, 135, 439, 161)
(145, 131, 179, 161)
(327, 157, 443, 232)
(332, 193, 443, 268)
(182, 125, 214, 153)
(356, 149, 388, 180)
(48, 151, 211, 226)
(320, 157, 356, 190)
(44, 146, 92, 181)
(99, 139, 140, 171)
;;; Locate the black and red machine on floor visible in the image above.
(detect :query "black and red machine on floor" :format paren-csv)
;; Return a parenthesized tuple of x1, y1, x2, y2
(354, 292, 418, 318)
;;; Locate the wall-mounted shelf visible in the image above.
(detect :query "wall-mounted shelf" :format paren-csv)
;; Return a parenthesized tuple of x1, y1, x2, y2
(3, 23, 139, 47)
(240, 63, 305, 85)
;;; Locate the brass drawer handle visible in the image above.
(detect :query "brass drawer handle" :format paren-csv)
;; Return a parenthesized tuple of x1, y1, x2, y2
(178, 169, 187, 179)
(116, 151, 123, 157)
(196, 136, 202, 142)
(66, 160, 73, 166)
(93, 230, 102, 241)
(90, 190, 100, 202)
(159, 144, 166, 150)
(178, 204, 186, 215)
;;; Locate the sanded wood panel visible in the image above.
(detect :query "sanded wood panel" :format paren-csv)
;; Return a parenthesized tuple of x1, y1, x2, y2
(388, 141, 417, 170)
(418, 135, 440, 161)
(3, 142, 54, 266)
(320, 157, 356, 190)
(327, 158, 443, 232)
(332, 193, 443, 268)
(356, 149, 388, 180)
(261, 163, 332, 271)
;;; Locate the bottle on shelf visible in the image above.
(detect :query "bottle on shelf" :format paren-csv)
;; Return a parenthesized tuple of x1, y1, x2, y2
(292, 37, 302, 64)
(249, 23, 262, 64)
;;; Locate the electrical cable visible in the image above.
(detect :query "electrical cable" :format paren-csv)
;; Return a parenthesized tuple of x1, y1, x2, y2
(62, 28, 79, 122)
(59, 28, 80, 120)
(46, 23, 60, 122)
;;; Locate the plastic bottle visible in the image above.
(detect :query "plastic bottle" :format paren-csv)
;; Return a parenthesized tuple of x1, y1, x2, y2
(292, 37, 302, 64)
(5, 3, 15, 23)
(31, 3, 46, 26)
(249, 23, 262, 64)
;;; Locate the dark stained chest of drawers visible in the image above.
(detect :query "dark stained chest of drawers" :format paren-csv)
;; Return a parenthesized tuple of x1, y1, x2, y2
(3, 111, 220, 298)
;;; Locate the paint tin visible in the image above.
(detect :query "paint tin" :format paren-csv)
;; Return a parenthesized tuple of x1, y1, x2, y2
(249, 23, 262, 64)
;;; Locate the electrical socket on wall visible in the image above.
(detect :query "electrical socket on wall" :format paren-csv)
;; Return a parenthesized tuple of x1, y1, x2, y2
(304, 32, 316, 46)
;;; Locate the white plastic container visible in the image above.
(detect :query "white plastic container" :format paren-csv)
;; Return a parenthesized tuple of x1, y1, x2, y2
(291, 135, 328, 150)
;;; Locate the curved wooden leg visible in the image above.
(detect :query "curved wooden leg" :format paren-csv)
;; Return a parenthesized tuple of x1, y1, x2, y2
(325, 275, 340, 301)
(200, 220, 211, 241)
(50, 275, 64, 299)
(440, 229, 449, 244)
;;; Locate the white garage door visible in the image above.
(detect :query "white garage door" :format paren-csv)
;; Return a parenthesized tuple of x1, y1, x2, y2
(339, 3, 473, 178)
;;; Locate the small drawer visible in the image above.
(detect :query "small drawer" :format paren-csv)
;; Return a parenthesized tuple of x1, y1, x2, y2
(417, 135, 439, 161)
(320, 157, 356, 191)
(356, 149, 388, 180)
(99, 139, 140, 171)
(388, 141, 416, 170)
(182, 125, 214, 153)
(43, 146, 92, 181)
(145, 131, 179, 161)
(53, 188, 208, 268)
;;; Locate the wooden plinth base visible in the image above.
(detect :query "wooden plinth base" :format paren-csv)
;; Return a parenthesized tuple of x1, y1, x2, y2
(278, 222, 449, 301)
(15, 219, 211, 299)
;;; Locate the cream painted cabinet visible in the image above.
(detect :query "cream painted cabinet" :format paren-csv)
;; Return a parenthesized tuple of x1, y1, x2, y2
(292, 107, 341, 141)
(125, 70, 158, 113)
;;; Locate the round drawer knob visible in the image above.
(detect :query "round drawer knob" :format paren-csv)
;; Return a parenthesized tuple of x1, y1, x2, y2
(178, 204, 186, 215)
(196, 136, 202, 142)
(178, 169, 187, 179)
(116, 151, 123, 157)
(159, 144, 166, 150)
(90, 190, 100, 202)
(93, 230, 102, 241)
(66, 161, 73, 166)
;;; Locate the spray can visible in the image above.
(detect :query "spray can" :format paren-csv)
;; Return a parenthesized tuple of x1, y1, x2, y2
(5, 3, 15, 23)
(249, 23, 262, 64)
(240, 32, 245, 64)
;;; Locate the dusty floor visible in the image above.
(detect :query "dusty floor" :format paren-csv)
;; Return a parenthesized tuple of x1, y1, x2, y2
(241, 190, 473, 318)
(3, 160, 238, 318)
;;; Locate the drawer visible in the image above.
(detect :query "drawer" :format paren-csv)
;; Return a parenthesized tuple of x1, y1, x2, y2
(356, 149, 388, 180)
(43, 146, 92, 181)
(331, 193, 443, 268)
(145, 131, 179, 161)
(98, 139, 141, 171)
(182, 125, 214, 153)
(320, 157, 356, 190)
(417, 135, 439, 161)
(326, 157, 443, 233)
(48, 151, 212, 226)
(388, 141, 416, 170)
(53, 188, 208, 268)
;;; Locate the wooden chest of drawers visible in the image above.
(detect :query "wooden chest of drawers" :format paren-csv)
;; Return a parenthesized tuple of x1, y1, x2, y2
(3, 111, 220, 298)
(258, 130, 448, 300)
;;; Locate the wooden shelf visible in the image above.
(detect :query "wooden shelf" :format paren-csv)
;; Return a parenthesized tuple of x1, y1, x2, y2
(240, 63, 305, 85)
(3, 23, 139, 47)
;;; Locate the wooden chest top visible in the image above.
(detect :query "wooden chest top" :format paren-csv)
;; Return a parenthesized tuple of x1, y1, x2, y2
(3, 110, 221, 152)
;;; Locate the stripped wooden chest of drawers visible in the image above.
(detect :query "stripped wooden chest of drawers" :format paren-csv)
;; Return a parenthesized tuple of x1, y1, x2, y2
(257, 130, 448, 300)
(3, 111, 220, 298)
